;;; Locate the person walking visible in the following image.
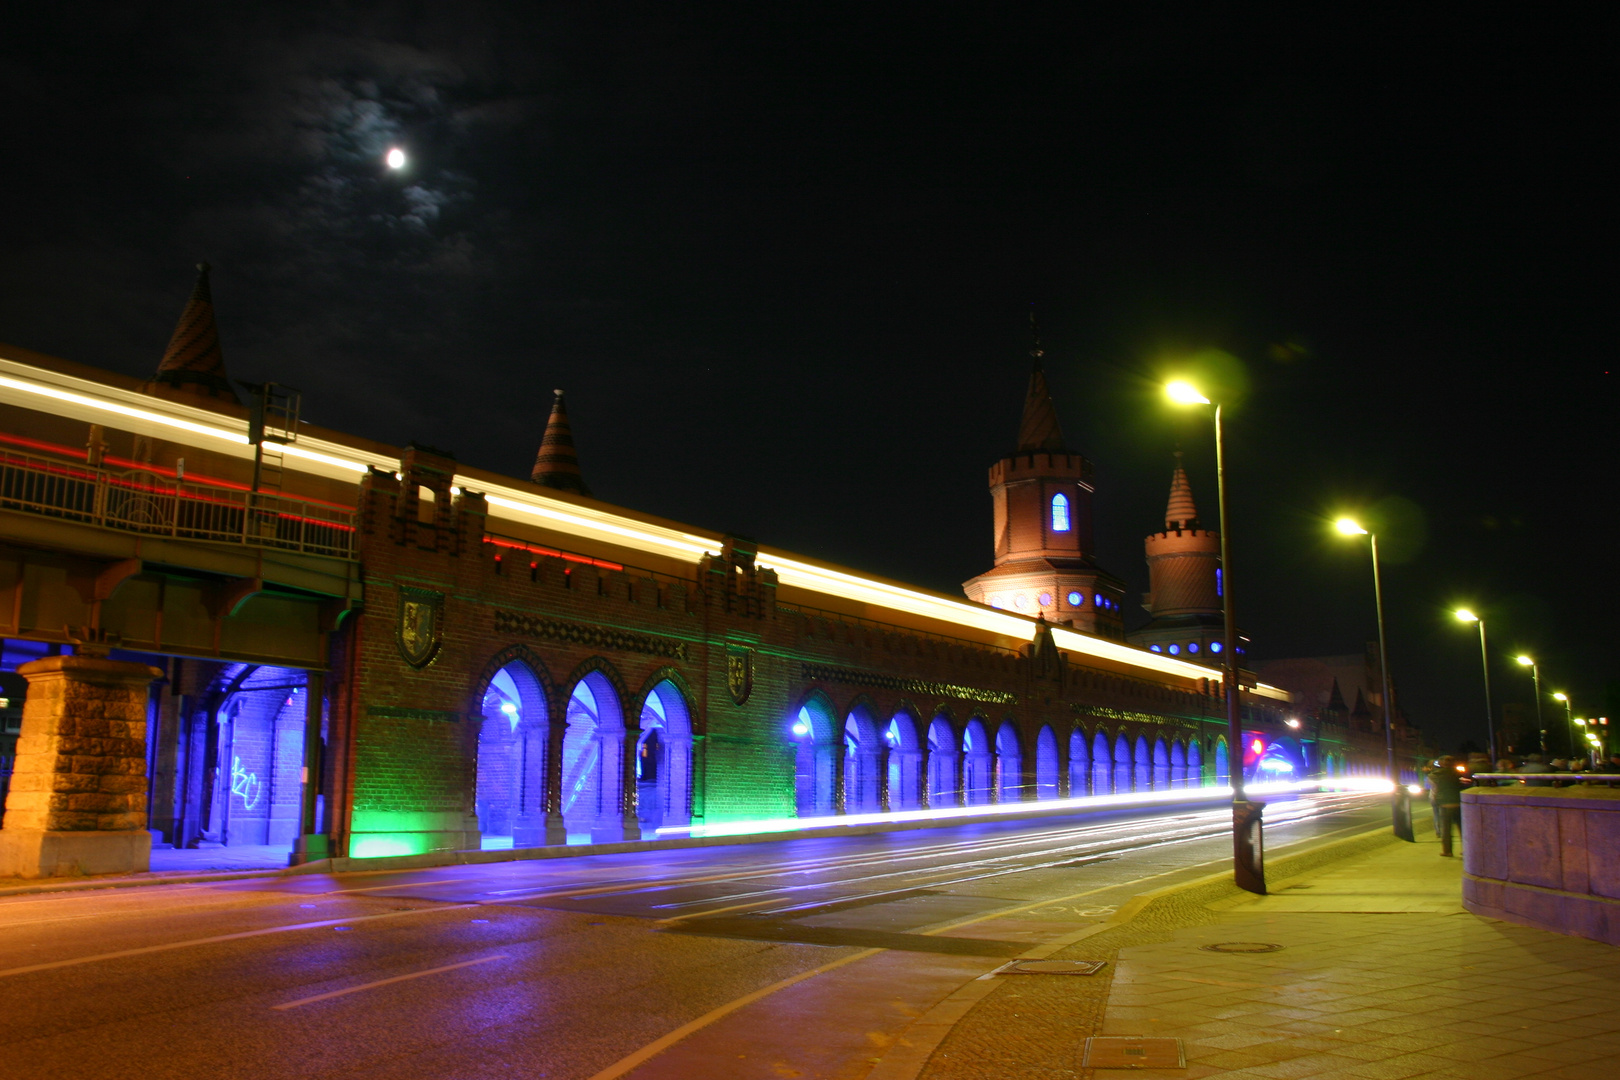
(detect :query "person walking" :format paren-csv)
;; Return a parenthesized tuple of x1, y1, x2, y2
(1428, 755, 1464, 857)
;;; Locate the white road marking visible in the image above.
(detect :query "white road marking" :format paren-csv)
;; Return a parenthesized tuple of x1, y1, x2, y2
(271, 953, 509, 1010)
(0, 904, 477, 979)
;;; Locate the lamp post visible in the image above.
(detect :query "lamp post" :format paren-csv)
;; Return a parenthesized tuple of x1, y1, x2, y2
(1553, 692, 1576, 759)
(1454, 610, 1496, 760)
(1515, 656, 1546, 756)
(1334, 517, 1413, 841)
(1167, 379, 1263, 894)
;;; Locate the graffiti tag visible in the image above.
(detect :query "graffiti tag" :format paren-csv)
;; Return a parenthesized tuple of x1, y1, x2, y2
(230, 756, 263, 810)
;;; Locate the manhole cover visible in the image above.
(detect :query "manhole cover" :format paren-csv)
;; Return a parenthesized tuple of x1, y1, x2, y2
(997, 959, 1106, 975)
(1200, 941, 1284, 954)
(1082, 1037, 1185, 1069)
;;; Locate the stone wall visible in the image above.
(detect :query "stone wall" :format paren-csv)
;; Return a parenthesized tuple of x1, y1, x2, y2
(1462, 786, 1620, 947)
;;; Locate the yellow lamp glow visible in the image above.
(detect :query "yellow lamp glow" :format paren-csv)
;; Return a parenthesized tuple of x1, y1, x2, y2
(1454, 608, 1479, 623)
(1515, 655, 1534, 666)
(1554, 692, 1568, 702)
(1334, 517, 1368, 536)
(1165, 380, 1210, 406)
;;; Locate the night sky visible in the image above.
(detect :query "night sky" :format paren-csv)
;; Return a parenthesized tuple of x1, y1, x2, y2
(1, 6, 1611, 754)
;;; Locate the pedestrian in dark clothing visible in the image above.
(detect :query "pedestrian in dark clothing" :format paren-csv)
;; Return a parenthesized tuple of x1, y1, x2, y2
(1428, 756, 1463, 856)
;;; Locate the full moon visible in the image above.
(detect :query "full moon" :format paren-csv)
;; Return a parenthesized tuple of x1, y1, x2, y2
(386, 148, 406, 169)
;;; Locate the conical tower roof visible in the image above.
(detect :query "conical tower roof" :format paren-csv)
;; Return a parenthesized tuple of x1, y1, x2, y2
(1165, 451, 1200, 529)
(1015, 313, 1066, 452)
(531, 389, 591, 496)
(152, 263, 239, 404)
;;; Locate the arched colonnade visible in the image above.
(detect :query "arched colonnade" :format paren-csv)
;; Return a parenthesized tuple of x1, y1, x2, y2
(473, 645, 695, 847)
(791, 692, 1231, 818)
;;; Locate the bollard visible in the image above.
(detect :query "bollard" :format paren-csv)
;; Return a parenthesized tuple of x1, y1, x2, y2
(1392, 786, 1415, 842)
(1233, 800, 1266, 895)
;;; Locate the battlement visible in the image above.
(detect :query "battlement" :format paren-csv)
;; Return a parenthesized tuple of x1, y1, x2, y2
(989, 450, 1094, 486)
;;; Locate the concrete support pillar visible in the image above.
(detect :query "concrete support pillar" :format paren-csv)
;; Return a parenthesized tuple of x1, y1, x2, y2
(0, 655, 163, 878)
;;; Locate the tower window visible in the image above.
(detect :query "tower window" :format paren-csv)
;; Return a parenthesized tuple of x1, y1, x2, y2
(1066, 590, 1082, 607)
(1051, 493, 1070, 532)
(1216, 568, 1223, 597)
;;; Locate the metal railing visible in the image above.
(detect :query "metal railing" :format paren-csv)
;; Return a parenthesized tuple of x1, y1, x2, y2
(1469, 773, 1620, 786)
(0, 447, 357, 559)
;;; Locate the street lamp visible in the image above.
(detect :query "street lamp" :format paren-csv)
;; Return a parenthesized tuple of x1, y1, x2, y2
(1167, 378, 1263, 894)
(1553, 692, 1577, 758)
(1454, 609, 1496, 760)
(1334, 517, 1412, 841)
(1515, 655, 1546, 755)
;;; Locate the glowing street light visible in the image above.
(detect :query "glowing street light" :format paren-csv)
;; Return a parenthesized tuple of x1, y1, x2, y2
(1515, 655, 1547, 755)
(1454, 609, 1496, 759)
(1552, 691, 1579, 759)
(1167, 377, 1262, 894)
(1166, 380, 1211, 406)
(1334, 515, 1411, 841)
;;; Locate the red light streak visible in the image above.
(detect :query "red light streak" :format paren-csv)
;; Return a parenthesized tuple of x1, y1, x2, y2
(482, 535, 622, 571)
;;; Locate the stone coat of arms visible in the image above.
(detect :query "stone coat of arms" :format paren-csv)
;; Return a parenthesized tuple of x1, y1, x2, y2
(396, 586, 445, 668)
(727, 646, 753, 706)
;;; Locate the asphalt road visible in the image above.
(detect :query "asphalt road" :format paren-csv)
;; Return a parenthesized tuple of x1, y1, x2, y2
(0, 790, 1384, 1080)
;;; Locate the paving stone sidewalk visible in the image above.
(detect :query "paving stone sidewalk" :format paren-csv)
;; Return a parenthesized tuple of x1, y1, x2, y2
(1097, 832, 1620, 1079)
(915, 830, 1619, 1080)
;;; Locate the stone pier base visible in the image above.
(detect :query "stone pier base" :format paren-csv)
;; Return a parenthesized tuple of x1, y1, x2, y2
(0, 654, 163, 879)
(0, 828, 152, 878)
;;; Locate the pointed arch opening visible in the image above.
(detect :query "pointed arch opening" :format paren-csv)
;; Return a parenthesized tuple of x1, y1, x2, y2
(637, 679, 693, 831)
(962, 718, 992, 806)
(563, 669, 629, 842)
(1188, 738, 1205, 785)
(1068, 727, 1091, 797)
(1092, 730, 1113, 794)
(995, 720, 1023, 803)
(1170, 738, 1188, 788)
(1152, 737, 1171, 789)
(927, 714, 959, 808)
(792, 696, 838, 817)
(1214, 737, 1230, 785)
(1134, 734, 1152, 791)
(477, 658, 549, 849)
(886, 711, 923, 811)
(843, 704, 882, 814)
(1113, 732, 1133, 793)
(1035, 726, 1060, 800)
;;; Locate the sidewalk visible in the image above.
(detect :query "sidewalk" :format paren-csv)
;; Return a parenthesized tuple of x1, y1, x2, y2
(918, 832, 1620, 1080)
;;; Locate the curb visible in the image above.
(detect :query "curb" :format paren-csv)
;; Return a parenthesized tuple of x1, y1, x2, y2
(862, 822, 1400, 1080)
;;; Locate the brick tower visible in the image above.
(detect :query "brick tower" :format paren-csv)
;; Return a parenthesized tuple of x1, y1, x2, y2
(1127, 452, 1233, 661)
(963, 331, 1126, 637)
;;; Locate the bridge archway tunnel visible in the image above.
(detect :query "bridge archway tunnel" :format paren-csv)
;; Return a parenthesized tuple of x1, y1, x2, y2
(178, 663, 313, 860)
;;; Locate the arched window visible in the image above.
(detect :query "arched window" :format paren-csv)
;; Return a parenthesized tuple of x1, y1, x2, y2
(1051, 493, 1071, 532)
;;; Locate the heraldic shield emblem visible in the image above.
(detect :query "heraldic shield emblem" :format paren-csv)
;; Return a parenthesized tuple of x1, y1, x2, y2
(727, 646, 753, 705)
(396, 586, 444, 668)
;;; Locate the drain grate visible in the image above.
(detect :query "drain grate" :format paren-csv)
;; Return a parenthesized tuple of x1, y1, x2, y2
(1201, 941, 1284, 954)
(1082, 1037, 1185, 1069)
(995, 959, 1106, 975)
